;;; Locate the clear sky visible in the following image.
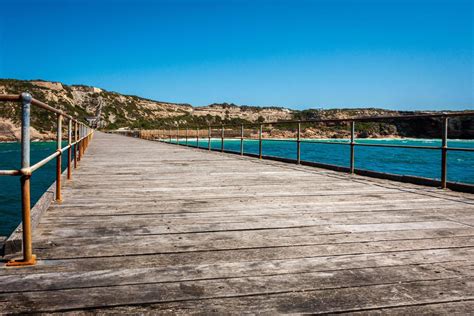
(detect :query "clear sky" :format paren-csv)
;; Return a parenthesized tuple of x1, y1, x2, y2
(0, 0, 472, 110)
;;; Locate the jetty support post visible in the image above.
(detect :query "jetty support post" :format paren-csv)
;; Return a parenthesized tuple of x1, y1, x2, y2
(56, 114, 63, 202)
(259, 124, 263, 159)
(350, 121, 355, 174)
(240, 124, 244, 155)
(441, 116, 448, 188)
(221, 125, 224, 152)
(67, 119, 72, 180)
(208, 126, 211, 151)
(297, 122, 301, 164)
(7, 92, 36, 266)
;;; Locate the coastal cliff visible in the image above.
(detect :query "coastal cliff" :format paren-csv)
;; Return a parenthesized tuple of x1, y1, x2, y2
(0, 79, 472, 141)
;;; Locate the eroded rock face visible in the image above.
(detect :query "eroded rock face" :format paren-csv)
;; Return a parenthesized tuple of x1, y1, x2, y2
(0, 119, 52, 142)
(0, 79, 297, 139)
(31, 81, 63, 91)
(0, 79, 472, 141)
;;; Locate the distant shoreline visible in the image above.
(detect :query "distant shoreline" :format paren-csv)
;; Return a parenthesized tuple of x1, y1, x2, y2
(2, 137, 474, 143)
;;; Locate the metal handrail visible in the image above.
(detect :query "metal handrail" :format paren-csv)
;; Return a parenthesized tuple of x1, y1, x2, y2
(132, 111, 474, 192)
(0, 93, 94, 266)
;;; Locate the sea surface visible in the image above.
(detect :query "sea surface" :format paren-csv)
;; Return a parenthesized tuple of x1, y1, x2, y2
(0, 138, 473, 237)
(0, 141, 70, 236)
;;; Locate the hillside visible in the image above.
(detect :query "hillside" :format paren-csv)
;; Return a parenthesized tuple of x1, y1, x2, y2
(0, 79, 472, 141)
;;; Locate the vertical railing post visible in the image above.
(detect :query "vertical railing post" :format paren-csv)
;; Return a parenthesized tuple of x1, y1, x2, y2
(297, 122, 301, 164)
(185, 127, 188, 146)
(169, 128, 172, 143)
(56, 114, 63, 202)
(80, 125, 83, 157)
(441, 116, 448, 188)
(177, 126, 179, 146)
(197, 128, 200, 147)
(259, 124, 263, 159)
(67, 119, 72, 180)
(7, 92, 36, 266)
(208, 126, 211, 151)
(240, 124, 244, 156)
(86, 126, 89, 149)
(350, 121, 355, 174)
(77, 123, 81, 162)
(74, 121, 78, 168)
(221, 125, 224, 152)
(81, 125, 84, 158)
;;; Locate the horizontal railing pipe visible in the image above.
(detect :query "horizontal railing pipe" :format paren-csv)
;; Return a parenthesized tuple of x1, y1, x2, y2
(0, 92, 94, 266)
(140, 111, 474, 193)
(30, 151, 61, 173)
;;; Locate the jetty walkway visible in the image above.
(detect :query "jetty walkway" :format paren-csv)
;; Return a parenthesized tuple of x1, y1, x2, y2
(1, 131, 473, 313)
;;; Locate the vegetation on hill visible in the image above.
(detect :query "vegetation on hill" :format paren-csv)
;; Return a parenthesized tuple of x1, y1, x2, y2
(0, 79, 472, 141)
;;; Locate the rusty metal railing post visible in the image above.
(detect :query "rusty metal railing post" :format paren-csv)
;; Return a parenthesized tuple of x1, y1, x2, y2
(350, 121, 355, 174)
(441, 116, 448, 188)
(80, 125, 83, 158)
(77, 124, 82, 162)
(74, 121, 78, 168)
(81, 125, 84, 157)
(185, 127, 188, 146)
(297, 122, 301, 164)
(197, 128, 200, 147)
(169, 128, 172, 143)
(7, 92, 36, 266)
(86, 126, 89, 150)
(259, 124, 263, 159)
(221, 125, 224, 152)
(56, 114, 63, 202)
(67, 119, 72, 180)
(240, 124, 244, 155)
(208, 126, 211, 151)
(177, 126, 179, 145)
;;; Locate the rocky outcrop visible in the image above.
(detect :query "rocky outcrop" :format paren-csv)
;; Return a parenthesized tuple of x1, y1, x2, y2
(0, 79, 472, 141)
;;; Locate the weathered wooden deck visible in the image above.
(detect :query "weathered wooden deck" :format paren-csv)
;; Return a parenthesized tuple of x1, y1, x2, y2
(1, 132, 473, 314)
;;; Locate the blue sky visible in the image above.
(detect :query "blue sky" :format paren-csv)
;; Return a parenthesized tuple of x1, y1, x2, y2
(0, 0, 472, 110)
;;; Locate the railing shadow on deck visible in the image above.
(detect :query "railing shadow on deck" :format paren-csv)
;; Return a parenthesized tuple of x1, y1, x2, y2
(0, 93, 94, 266)
(110, 112, 474, 194)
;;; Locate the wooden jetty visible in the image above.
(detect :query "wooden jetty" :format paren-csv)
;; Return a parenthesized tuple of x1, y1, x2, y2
(1, 131, 473, 314)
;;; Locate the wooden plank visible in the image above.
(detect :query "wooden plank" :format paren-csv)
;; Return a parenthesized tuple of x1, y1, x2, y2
(1, 252, 472, 294)
(1, 132, 473, 314)
(77, 279, 473, 315)
(2, 246, 472, 277)
(1, 274, 472, 313)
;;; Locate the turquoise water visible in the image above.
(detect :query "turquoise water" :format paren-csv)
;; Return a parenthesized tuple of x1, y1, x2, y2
(0, 142, 71, 236)
(0, 138, 473, 237)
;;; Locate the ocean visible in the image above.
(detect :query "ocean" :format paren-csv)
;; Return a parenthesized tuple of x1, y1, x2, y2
(0, 141, 70, 237)
(0, 138, 472, 237)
